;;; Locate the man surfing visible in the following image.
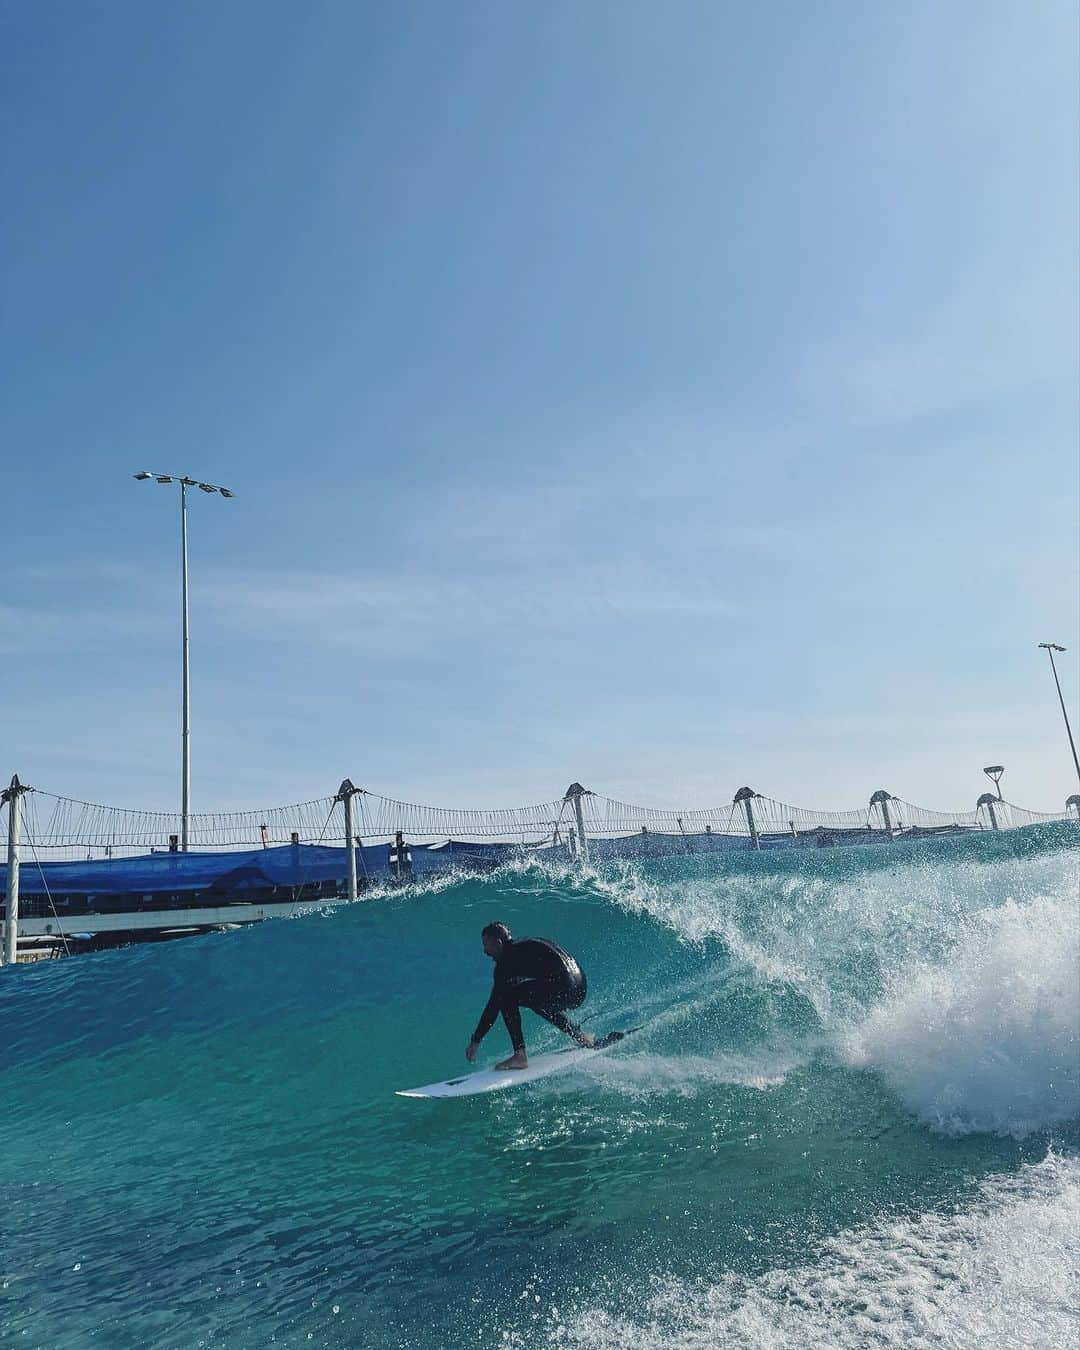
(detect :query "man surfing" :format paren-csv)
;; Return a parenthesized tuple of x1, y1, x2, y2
(465, 922, 595, 1070)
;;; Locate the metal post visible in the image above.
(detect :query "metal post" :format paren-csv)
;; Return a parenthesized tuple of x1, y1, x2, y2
(573, 794, 588, 863)
(870, 790, 896, 838)
(336, 779, 359, 901)
(564, 784, 590, 863)
(2, 776, 29, 967)
(734, 787, 760, 850)
(391, 830, 412, 882)
(1039, 644, 1080, 787)
(180, 482, 190, 850)
(977, 792, 1000, 830)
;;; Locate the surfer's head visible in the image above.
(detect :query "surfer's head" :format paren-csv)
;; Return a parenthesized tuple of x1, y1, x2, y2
(481, 922, 512, 959)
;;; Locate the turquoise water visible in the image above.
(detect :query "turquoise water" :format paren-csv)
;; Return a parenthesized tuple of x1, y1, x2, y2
(2, 826, 1078, 1347)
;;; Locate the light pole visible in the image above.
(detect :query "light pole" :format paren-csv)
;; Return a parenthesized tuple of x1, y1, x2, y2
(982, 765, 1005, 800)
(134, 472, 235, 849)
(1037, 643, 1080, 788)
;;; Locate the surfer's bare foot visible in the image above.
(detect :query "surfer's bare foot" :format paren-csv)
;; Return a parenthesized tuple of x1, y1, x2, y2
(496, 1051, 529, 1070)
(578, 1033, 597, 1048)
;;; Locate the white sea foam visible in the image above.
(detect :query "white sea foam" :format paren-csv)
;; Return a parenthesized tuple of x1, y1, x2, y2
(844, 895, 1079, 1137)
(590, 845, 1079, 1137)
(575, 1048, 804, 1096)
(533, 1152, 1080, 1349)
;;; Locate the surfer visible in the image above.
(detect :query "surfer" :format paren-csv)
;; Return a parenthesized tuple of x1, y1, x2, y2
(465, 922, 595, 1070)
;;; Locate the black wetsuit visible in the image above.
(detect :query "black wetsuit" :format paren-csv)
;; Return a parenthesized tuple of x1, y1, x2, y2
(471, 938, 588, 1052)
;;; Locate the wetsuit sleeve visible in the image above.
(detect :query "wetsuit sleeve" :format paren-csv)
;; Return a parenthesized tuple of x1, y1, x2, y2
(471, 984, 500, 1044)
(471, 957, 515, 1044)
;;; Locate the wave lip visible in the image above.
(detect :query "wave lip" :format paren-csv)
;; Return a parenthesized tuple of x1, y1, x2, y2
(843, 895, 1080, 1137)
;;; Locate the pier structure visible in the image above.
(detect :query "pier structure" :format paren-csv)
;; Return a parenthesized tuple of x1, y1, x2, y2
(1, 774, 1076, 958)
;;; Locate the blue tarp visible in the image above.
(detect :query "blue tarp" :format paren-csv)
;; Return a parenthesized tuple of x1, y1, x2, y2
(0, 839, 532, 898)
(2, 844, 357, 897)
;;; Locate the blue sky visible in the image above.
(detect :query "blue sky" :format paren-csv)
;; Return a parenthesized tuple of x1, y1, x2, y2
(2, 1, 1077, 816)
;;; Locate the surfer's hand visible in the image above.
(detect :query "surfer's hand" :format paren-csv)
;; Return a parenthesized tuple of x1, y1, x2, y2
(465, 1041, 478, 1062)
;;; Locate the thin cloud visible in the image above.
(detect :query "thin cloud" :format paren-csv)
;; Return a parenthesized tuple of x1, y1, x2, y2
(196, 562, 735, 652)
(0, 603, 164, 656)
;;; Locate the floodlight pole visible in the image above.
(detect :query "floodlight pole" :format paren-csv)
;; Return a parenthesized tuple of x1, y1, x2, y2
(181, 481, 191, 850)
(135, 472, 234, 850)
(1038, 643, 1080, 788)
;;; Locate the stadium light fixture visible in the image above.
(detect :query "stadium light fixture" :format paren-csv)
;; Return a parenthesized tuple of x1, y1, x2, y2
(982, 765, 1005, 799)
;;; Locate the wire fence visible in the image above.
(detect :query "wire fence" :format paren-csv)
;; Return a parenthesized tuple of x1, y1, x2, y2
(3, 778, 1077, 860)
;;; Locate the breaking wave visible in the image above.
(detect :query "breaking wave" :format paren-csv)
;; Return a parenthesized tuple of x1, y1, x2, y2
(0, 822, 1076, 1347)
(844, 895, 1079, 1137)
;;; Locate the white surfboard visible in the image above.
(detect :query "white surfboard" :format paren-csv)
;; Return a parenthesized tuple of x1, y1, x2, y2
(396, 1030, 637, 1100)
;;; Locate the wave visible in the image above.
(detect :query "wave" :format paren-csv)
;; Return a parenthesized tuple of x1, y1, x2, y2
(527, 1152, 1080, 1349)
(586, 840, 1079, 1136)
(842, 894, 1080, 1137)
(2, 827, 1078, 1348)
